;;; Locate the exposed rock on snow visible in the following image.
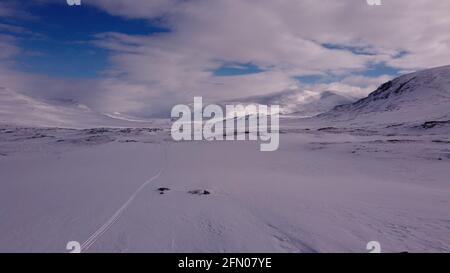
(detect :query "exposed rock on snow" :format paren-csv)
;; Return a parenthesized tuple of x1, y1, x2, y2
(188, 189, 211, 195)
(157, 187, 171, 194)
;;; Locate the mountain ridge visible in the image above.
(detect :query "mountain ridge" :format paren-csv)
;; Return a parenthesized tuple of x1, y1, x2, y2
(318, 65, 450, 125)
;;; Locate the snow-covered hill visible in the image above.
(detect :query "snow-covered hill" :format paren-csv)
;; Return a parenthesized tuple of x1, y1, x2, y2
(0, 87, 156, 128)
(319, 65, 450, 125)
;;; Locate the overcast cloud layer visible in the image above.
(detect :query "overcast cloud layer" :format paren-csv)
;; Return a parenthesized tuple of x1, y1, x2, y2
(1, 0, 450, 117)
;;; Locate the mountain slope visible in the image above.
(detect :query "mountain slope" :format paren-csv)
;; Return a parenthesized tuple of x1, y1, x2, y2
(0, 87, 155, 128)
(319, 65, 450, 125)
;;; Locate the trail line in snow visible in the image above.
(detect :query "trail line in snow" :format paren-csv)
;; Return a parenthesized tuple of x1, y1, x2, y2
(81, 143, 169, 252)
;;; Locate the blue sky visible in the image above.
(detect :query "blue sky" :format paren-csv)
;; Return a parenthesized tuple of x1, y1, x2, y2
(1, 1, 168, 78)
(213, 63, 266, 77)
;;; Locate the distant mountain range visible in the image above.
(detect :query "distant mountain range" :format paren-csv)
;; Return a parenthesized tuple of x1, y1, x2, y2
(2, 65, 450, 129)
(224, 89, 356, 117)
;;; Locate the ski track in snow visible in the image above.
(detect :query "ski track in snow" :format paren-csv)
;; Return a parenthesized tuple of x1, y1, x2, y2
(81, 143, 169, 252)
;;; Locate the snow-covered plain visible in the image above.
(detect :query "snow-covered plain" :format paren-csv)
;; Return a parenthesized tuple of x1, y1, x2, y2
(0, 122, 449, 253)
(1, 66, 450, 253)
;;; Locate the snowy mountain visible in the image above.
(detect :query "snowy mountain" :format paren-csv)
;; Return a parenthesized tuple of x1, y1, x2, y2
(0, 87, 155, 128)
(225, 89, 355, 117)
(319, 65, 450, 125)
(288, 91, 356, 117)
